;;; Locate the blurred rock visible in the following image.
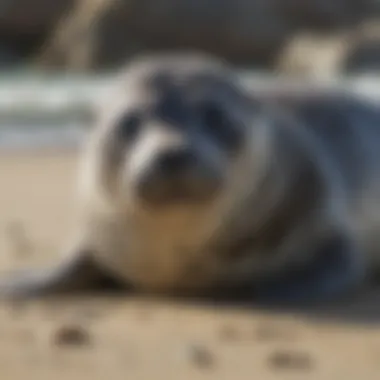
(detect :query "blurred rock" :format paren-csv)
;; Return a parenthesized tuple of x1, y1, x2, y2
(0, 0, 73, 65)
(0, 0, 378, 74)
(267, 349, 313, 371)
(275, 31, 352, 79)
(52, 323, 92, 348)
(34, 0, 378, 72)
(183, 343, 215, 369)
(0, 0, 73, 32)
(276, 19, 380, 78)
(342, 20, 380, 74)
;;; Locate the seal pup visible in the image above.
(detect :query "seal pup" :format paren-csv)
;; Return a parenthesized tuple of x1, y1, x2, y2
(0, 52, 380, 305)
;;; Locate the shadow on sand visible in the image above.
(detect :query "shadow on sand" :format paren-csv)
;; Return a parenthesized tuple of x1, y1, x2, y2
(2, 281, 380, 328)
(212, 286, 380, 327)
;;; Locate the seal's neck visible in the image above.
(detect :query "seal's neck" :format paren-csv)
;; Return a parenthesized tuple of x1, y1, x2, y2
(257, 121, 324, 247)
(216, 111, 326, 259)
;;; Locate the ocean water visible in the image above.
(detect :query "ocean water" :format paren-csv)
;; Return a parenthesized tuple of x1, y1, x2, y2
(0, 70, 379, 151)
(0, 71, 112, 151)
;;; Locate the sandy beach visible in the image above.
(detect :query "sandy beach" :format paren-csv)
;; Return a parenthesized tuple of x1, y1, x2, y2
(0, 148, 380, 380)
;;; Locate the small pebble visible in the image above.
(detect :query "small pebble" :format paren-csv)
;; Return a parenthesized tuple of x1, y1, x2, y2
(268, 349, 313, 371)
(186, 343, 215, 369)
(52, 324, 92, 348)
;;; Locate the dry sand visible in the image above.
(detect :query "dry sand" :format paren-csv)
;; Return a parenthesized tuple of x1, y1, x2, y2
(0, 148, 380, 380)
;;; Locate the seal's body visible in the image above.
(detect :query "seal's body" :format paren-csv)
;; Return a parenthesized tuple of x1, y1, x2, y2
(1, 52, 380, 304)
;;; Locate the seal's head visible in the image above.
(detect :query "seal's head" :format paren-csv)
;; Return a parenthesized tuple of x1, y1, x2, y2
(79, 52, 275, 291)
(86, 52, 263, 214)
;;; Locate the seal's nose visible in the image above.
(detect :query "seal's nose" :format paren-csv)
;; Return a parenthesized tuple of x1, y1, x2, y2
(135, 144, 222, 205)
(135, 146, 216, 205)
(156, 147, 194, 176)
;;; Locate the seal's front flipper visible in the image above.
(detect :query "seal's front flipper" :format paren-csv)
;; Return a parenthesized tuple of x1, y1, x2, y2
(253, 234, 367, 306)
(0, 249, 127, 299)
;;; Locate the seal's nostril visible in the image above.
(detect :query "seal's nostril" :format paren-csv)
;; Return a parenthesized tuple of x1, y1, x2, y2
(135, 147, 221, 205)
(158, 149, 194, 174)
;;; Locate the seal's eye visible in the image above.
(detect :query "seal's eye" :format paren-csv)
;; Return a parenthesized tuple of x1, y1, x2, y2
(199, 102, 226, 131)
(117, 112, 141, 141)
(198, 101, 242, 150)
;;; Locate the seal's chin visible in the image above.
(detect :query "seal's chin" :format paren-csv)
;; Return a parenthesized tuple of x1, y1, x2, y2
(135, 179, 222, 209)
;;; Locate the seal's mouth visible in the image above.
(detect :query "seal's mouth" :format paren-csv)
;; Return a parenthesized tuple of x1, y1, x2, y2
(134, 148, 223, 207)
(135, 166, 223, 207)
